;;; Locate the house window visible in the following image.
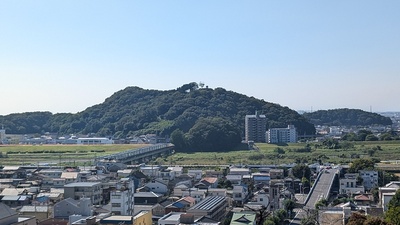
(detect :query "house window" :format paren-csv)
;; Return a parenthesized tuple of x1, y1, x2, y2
(112, 203, 121, 207)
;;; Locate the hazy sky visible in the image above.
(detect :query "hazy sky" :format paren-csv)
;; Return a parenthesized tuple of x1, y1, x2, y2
(1, 1, 399, 116)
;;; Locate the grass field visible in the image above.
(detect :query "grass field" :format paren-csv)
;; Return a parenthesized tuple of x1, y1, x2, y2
(0, 144, 148, 166)
(2, 141, 400, 167)
(160, 141, 400, 166)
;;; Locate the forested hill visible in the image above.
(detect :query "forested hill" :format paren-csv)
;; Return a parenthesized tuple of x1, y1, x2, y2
(303, 108, 392, 126)
(0, 83, 315, 137)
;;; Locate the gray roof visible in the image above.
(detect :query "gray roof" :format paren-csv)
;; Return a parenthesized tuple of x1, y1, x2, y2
(189, 196, 226, 211)
(134, 192, 162, 198)
(64, 182, 101, 187)
(0, 203, 17, 219)
(20, 206, 50, 213)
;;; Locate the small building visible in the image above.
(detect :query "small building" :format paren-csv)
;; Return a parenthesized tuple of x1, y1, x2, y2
(359, 170, 378, 191)
(134, 192, 164, 205)
(187, 196, 228, 221)
(230, 212, 256, 225)
(53, 198, 92, 219)
(64, 182, 102, 205)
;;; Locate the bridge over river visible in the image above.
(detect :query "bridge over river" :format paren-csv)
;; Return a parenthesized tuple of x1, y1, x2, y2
(96, 143, 174, 167)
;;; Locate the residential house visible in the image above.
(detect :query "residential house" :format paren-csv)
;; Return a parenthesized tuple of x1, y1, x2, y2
(195, 177, 218, 190)
(0, 187, 30, 207)
(144, 179, 168, 194)
(158, 212, 186, 225)
(64, 182, 102, 204)
(269, 169, 284, 179)
(117, 169, 133, 178)
(167, 166, 184, 177)
(187, 170, 203, 180)
(38, 169, 63, 179)
(0, 202, 18, 225)
(140, 166, 160, 178)
(226, 175, 242, 186)
(61, 172, 81, 184)
(165, 196, 196, 214)
(134, 192, 164, 205)
(379, 181, 400, 211)
(0, 166, 26, 179)
(232, 185, 250, 207)
(353, 194, 374, 206)
(207, 188, 227, 197)
(100, 210, 152, 225)
(252, 173, 270, 185)
(19, 206, 51, 222)
(181, 188, 207, 203)
(230, 212, 256, 225)
(245, 190, 270, 209)
(229, 168, 250, 176)
(339, 174, 364, 195)
(205, 170, 224, 179)
(53, 198, 92, 219)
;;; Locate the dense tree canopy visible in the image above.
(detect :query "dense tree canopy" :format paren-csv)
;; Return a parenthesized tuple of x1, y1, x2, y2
(385, 189, 400, 225)
(0, 83, 316, 139)
(303, 108, 392, 126)
(348, 158, 375, 173)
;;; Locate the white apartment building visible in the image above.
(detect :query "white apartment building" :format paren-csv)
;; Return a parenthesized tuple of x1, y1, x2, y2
(266, 125, 297, 144)
(110, 179, 135, 215)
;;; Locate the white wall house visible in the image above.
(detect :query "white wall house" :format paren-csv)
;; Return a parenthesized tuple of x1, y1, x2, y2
(145, 180, 168, 194)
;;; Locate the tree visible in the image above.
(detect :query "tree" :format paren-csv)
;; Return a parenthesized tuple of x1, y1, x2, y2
(291, 164, 312, 180)
(348, 158, 375, 173)
(283, 199, 296, 217)
(347, 213, 366, 225)
(385, 189, 400, 225)
(170, 129, 187, 152)
(185, 117, 241, 152)
(315, 198, 328, 210)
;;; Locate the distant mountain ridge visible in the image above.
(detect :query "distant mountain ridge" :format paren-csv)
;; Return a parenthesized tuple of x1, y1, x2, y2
(303, 108, 392, 126)
(0, 83, 316, 137)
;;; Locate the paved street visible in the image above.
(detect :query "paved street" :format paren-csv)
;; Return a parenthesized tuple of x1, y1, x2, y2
(290, 169, 338, 225)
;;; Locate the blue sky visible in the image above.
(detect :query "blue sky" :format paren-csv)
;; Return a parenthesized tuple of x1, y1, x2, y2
(1, 1, 399, 115)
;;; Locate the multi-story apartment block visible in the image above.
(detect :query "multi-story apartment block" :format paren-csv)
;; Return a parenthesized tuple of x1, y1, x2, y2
(110, 178, 135, 215)
(266, 125, 297, 144)
(64, 182, 102, 205)
(245, 111, 267, 143)
(359, 170, 378, 190)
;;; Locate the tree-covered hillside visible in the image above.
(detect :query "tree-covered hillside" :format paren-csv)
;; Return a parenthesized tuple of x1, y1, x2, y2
(303, 108, 392, 126)
(0, 83, 315, 138)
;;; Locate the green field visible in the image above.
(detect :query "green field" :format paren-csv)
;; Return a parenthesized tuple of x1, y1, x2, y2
(0, 144, 148, 166)
(160, 141, 400, 166)
(2, 141, 400, 167)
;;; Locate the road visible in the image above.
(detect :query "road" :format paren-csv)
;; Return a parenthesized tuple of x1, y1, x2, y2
(290, 168, 338, 225)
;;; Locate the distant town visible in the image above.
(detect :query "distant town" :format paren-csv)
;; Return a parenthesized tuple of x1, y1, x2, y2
(0, 111, 400, 225)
